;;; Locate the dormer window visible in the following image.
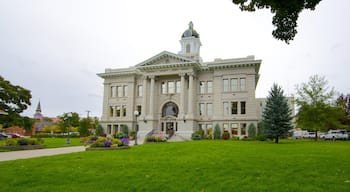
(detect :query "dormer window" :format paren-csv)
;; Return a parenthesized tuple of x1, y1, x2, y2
(186, 44, 191, 53)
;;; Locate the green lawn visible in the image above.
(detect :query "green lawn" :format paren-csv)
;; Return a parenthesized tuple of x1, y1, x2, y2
(1, 140, 349, 191)
(0, 138, 83, 151)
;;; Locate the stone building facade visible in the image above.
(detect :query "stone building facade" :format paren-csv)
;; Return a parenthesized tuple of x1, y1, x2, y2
(98, 22, 262, 139)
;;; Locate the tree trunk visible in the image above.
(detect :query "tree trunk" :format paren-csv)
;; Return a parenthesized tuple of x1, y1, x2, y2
(315, 131, 318, 141)
(275, 137, 279, 143)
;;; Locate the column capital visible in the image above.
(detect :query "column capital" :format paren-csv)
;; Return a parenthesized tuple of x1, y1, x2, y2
(148, 75, 155, 79)
(179, 72, 186, 77)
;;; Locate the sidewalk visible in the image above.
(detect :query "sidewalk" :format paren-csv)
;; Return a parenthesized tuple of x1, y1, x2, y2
(0, 146, 86, 162)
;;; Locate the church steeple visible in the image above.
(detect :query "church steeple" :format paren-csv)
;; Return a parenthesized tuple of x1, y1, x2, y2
(34, 101, 43, 120)
(178, 21, 202, 62)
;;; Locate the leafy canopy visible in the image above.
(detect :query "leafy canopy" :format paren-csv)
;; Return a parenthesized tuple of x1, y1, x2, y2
(232, 0, 322, 43)
(262, 84, 293, 143)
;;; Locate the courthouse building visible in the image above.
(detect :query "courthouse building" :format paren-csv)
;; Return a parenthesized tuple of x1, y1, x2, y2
(98, 22, 262, 139)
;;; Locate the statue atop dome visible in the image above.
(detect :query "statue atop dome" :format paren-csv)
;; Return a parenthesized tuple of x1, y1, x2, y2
(182, 21, 199, 38)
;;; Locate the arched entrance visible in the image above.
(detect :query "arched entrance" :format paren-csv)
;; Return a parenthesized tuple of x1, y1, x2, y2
(161, 102, 179, 136)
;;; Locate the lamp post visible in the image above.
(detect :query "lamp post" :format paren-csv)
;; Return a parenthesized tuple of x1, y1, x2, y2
(66, 112, 72, 144)
(134, 110, 139, 146)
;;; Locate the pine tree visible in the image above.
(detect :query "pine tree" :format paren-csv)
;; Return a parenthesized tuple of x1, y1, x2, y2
(262, 84, 293, 143)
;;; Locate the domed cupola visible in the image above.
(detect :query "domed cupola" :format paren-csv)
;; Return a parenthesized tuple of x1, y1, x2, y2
(182, 21, 200, 38)
(179, 21, 202, 62)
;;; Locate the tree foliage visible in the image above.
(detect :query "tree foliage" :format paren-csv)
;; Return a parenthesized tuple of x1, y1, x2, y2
(214, 123, 221, 140)
(232, 0, 322, 43)
(57, 112, 80, 133)
(0, 76, 32, 128)
(262, 84, 293, 143)
(296, 75, 349, 136)
(248, 123, 256, 138)
(79, 118, 91, 136)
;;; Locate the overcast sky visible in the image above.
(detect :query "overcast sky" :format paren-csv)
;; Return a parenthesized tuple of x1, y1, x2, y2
(1, 0, 349, 118)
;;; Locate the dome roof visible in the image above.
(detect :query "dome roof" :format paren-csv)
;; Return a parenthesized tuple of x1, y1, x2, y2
(181, 21, 200, 38)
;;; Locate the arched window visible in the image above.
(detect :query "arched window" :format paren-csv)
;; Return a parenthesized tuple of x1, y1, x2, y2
(186, 44, 191, 53)
(162, 102, 179, 117)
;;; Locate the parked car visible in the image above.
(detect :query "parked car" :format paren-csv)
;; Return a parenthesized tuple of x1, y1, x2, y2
(318, 132, 326, 139)
(324, 130, 348, 140)
(305, 132, 316, 139)
(0, 133, 8, 140)
(6, 133, 23, 138)
(293, 130, 309, 139)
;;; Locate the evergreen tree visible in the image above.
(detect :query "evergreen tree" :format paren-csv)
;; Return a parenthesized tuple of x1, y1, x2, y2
(262, 84, 293, 143)
(213, 123, 221, 140)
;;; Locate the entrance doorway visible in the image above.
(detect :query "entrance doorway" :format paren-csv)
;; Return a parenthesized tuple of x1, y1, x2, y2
(161, 121, 178, 135)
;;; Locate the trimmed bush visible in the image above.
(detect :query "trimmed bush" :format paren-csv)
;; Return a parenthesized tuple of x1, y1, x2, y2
(214, 124, 221, 140)
(222, 131, 230, 140)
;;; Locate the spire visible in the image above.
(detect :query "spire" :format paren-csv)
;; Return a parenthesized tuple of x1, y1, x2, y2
(36, 101, 42, 113)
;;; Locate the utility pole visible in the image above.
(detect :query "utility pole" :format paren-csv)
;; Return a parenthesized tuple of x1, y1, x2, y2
(86, 110, 90, 119)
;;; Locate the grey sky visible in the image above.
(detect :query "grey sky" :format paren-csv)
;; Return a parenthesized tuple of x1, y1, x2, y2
(1, 0, 349, 118)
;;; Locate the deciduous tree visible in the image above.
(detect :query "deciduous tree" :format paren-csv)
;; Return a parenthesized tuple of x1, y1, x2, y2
(232, 0, 322, 43)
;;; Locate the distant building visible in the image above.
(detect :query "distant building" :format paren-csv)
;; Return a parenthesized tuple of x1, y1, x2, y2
(32, 101, 56, 134)
(98, 22, 262, 140)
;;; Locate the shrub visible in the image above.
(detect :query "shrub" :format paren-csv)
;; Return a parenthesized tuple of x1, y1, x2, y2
(120, 137, 129, 146)
(115, 132, 127, 139)
(17, 138, 29, 145)
(129, 131, 136, 140)
(222, 131, 230, 140)
(214, 124, 221, 140)
(120, 124, 129, 136)
(145, 134, 167, 143)
(5, 139, 17, 146)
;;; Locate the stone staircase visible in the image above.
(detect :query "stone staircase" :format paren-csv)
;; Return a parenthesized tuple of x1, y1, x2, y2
(167, 134, 190, 142)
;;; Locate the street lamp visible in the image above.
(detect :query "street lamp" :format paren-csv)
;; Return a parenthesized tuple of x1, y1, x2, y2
(134, 110, 139, 146)
(66, 112, 72, 144)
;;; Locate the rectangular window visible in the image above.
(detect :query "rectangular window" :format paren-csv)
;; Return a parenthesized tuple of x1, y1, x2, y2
(111, 86, 116, 97)
(199, 81, 205, 94)
(168, 81, 175, 94)
(223, 102, 229, 115)
(107, 125, 112, 134)
(241, 123, 247, 135)
(116, 106, 121, 117)
(241, 101, 246, 114)
(122, 105, 126, 117)
(161, 82, 167, 94)
(223, 79, 229, 92)
(207, 81, 213, 93)
(138, 85, 143, 97)
(137, 105, 142, 115)
(176, 81, 181, 93)
(231, 101, 238, 115)
(117, 86, 122, 97)
(231, 78, 238, 92)
(223, 123, 229, 131)
(123, 85, 128, 97)
(240, 78, 246, 91)
(113, 125, 118, 134)
(207, 103, 212, 116)
(199, 103, 205, 116)
(231, 123, 238, 135)
(109, 106, 114, 117)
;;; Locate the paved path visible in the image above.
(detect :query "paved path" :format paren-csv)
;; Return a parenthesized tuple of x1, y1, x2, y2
(0, 146, 86, 162)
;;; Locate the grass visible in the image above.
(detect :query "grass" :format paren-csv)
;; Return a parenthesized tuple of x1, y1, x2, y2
(0, 140, 349, 191)
(0, 138, 83, 151)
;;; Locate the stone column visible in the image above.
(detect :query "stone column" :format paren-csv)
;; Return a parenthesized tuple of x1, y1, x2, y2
(142, 77, 147, 117)
(179, 73, 186, 115)
(149, 75, 155, 119)
(187, 73, 194, 118)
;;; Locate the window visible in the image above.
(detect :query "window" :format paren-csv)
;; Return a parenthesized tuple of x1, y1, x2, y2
(231, 78, 238, 92)
(241, 123, 247, 135)
(123, 85, 128, 97)
(231, 101, 238, 115)
(207, 81, 213, 93)
(241, 101, 246, 114)
(223, 123, 229, 131)
(107, 125, 112, 134)
(199, 81, 205, 94)
(199, 103, 205, 116)
(186, 44, 191, 53)
(137, 105, 142, 115)
(231, 123, 238, 135)
(122, 105, 126, 117)
(113, 125, 118, 134)
(206, 124, 213, 135)
(137, 85, 143, 97)
(111, 86, 116, 97)
(109, 106, 114, 117)
(240, 78, 246, 91)
(223, 79, 229, 92)
(161, 82, 166, 94)
(168, 81, 175, 94)
(116, 106, 121, 117)
(223, 102, 229, 115)
(176, 81, 181, 93)
(117, 86, 122, 97)
(207, 103, 212, 116)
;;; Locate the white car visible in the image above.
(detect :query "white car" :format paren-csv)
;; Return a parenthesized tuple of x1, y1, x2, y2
(324, 130, 348, 140)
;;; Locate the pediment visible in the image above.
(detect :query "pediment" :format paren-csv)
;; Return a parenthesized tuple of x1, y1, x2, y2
(136, 51, 194, 67)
